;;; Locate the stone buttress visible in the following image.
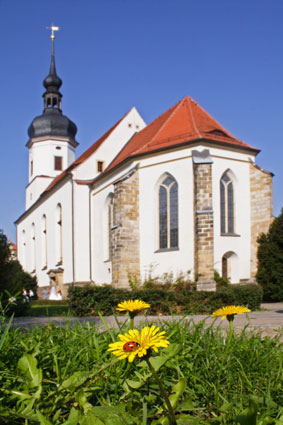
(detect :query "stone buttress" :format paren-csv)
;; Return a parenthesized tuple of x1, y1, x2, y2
(249, 162, 273, 278)
(192, 150, 216, 291)
(111, 167, 140, 287)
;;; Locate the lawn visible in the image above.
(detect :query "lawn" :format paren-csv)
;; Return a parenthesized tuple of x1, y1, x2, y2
(28, 301, 71, 317)
(0, 312, 282, 424)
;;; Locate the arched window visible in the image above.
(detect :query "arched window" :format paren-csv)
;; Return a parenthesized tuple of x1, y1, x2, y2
(103, 194, 114, 261)
(159, 175, 178, 249)
(31, 223, 36, 272)
(220, 171, 234, 234)
(22, 230, 26, 269)
(55, 204, 63, 265)
(41, 215, 47, 269)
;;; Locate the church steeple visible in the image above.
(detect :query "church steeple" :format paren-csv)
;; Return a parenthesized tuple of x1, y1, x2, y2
(27, 25, 77, 142)
(43, 27, 63, 111)
(26, 25, 78, 209)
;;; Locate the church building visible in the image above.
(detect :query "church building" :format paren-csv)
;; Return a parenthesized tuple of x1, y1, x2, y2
(16, 34, 274, 298)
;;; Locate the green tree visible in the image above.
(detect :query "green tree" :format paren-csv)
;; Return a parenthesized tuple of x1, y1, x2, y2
(0, 230, 11, 291)
(0, 229, 37, 301)
(256, 209, 283, 301)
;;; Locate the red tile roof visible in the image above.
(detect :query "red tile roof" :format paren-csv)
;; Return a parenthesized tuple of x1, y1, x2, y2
(106, 96, 259, 172)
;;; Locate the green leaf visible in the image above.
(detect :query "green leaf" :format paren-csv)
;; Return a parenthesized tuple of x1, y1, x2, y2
(236, 398, 258, 425)
(60, 371, 89, 392)
(177, 414, 205, 424)
(17, 354, 42, 388)
(151, 416, 169, 425)
(37, 410, 53, 425)
(10, 389, 32, 399)
(179, 395, 194, 411)
(92, 406, 136, 425)
(75, 389, 93, 413)
(274, 416, 283, 425)
(80, 411, 105, 425)
(126, 379, 145, 389)
(162, 343, 180, 358)
(149, 356, 168, 372)
(168, 378, 187, 410)
(61, 407, 80, 425)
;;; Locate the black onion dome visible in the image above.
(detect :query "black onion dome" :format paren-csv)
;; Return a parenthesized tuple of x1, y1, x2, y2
(43, 72, 62, 92)
(28, 108, 77, 139)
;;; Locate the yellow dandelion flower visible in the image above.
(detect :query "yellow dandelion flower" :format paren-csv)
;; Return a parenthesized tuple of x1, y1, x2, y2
(212, 305, 251, 321)
(108, 325, 170, 363)
(116, 299, 150, 313)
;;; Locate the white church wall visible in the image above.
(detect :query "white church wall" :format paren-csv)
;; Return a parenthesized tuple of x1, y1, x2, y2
(210, 146, 255, 283)
(26, 176, 53, 210)
(138, 148, 195, 282)
(91, 182, 115, 284)
(73, 108, 146, 181)
(72, 183, 91, 283)
(17, 179, 74, 287)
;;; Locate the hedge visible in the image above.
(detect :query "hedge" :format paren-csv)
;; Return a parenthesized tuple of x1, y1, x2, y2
(68, 283, 263, 317)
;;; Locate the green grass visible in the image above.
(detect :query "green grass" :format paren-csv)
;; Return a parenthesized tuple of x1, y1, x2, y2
(0, 317, 282, 424)
(29, 303, 71, 317)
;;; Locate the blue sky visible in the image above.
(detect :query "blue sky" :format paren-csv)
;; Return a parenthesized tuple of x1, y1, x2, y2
(0, 0, 282, 242)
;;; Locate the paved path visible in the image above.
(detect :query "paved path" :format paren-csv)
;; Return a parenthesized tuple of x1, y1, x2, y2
(11, 303, 283, 340)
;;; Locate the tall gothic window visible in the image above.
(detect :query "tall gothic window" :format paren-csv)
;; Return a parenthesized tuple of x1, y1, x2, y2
(103, 194, 114, 261)
(22, 230, 26, 269)
(31, 223, 36, 272)
(220, 171, 234, 234)
(55, 204, 63, 265)
(159, 175, 178, 249)
(41, 215, 47, 269)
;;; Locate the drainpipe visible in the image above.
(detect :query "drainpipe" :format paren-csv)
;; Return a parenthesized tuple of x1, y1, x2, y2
(89, 185, 92, 282)
(71, 176, 75, 285)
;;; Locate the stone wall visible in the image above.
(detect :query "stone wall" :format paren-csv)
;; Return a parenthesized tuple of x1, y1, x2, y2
(193, 152, 215, 290)
(250, 162, 273, 278)
(111, 170, 140, 287)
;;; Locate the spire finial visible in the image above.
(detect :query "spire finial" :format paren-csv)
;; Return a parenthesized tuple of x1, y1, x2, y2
(46, 24, 59, 40)
(43, 24, 62, 110)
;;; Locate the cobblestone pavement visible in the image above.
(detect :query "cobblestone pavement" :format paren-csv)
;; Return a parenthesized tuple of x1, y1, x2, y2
(11, 303, 283, 340)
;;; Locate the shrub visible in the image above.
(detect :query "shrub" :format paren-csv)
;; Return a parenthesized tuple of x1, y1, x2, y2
(133, 289, 175, 314)
(68, 285, 131, 316)
(68, 283, 262, 317)
(183, 284, 262, 315)
(257, 209, 283, 301)
(214, 270, 229, 289)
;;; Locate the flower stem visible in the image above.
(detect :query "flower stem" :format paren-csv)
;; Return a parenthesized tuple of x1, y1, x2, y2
(216, 318, 234, 406)
(129, 316, 134, 330)
(146, 357, 177, 425)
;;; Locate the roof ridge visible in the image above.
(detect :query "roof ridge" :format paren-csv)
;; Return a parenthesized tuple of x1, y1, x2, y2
(150, 98, 184, 143)
(130, 98, 184, 157)
(185, 97, 201, 138)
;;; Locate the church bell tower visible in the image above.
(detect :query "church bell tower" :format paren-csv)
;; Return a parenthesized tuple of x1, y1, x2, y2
(25, 26, 78, 210)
